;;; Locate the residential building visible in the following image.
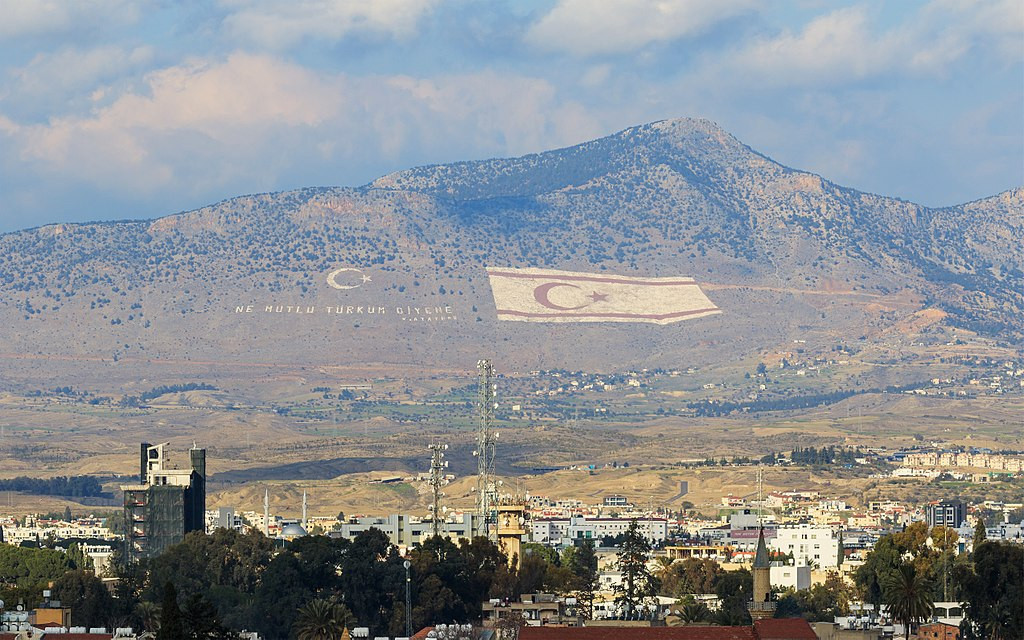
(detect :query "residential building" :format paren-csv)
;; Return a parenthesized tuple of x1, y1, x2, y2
(331, 513, 482, 547)
(770, 563, 811, 591)
(121, 442, 206, 562)
(927, 501, 967, 528)
(773, 525, 842, 569)
(530, 516, 667, 546)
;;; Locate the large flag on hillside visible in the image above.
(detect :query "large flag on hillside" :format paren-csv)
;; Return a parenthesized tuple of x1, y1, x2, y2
(485, 267, 721, 324)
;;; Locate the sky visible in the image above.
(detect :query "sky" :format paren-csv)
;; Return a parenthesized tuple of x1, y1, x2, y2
(0, 0, 1021, 233)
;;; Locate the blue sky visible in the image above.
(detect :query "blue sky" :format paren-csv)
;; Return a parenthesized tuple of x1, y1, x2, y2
(0, 0, 1020, 233)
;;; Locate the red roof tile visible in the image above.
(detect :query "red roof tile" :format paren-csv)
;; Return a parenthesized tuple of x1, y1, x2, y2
(0, 636, 112, 640)
(520, 627, 757, 640)
(753, 618, 818, 640)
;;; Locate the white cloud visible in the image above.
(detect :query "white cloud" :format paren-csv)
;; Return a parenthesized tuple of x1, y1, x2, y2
(0, 0, 139, 38)
(0, 53, 600, 201)
(580, 64, 612, 87)
(3, 46, 154, 116)
(524, 0, 757, 57)
(220, 0, 439, 48)
(711, 0, 1023, 86)
(919, 0, 1023, 64)
(4, 54, 347, 194)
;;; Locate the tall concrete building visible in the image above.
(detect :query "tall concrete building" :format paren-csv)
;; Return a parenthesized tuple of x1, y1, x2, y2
(927, 500, 967, 528)
(122, 442, 206, 562)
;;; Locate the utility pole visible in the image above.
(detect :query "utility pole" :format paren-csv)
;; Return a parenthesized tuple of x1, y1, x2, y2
(475, 359, 497, 539)
(756, 466, 764, 526)
(404, 559, 412, 637)
(263, 489, 270, 537)
(429, 442, 449, 538)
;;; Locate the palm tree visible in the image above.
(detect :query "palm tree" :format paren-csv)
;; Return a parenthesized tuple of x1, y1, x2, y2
(135, 601, 160, 633)
(654, 556, 675, 575)
(293, 598, 355, 640)
(654, 556, 676, 593)
(679, 600, 710, 624)
(882, 562, 934, 639)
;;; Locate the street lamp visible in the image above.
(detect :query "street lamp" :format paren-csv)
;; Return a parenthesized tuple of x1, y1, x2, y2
(404, 559, 412, 638)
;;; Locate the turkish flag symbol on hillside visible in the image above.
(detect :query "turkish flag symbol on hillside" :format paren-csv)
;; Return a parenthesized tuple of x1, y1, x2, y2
(485, 267, 721, 324)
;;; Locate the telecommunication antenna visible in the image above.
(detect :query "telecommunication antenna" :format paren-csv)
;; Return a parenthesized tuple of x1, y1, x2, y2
(756, 466, 764, 527)
(474, 359, 497, 539)
(429, 442, 449, 538)
(263, 488, 270, 537)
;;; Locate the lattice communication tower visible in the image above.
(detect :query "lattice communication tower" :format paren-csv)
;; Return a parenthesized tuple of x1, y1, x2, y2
(429, 442, 449, 538)
(475, 359, 497, 538)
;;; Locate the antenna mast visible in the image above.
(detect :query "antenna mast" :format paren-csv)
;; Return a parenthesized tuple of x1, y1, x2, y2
(756, 466, 764, 527)
(475, 359, 497, 539)
(429, 442, 448, 538)
(264, 488, 270, 537)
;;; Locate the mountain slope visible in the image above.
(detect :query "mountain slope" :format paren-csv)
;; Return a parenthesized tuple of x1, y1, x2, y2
(0, 118, 1020, 383)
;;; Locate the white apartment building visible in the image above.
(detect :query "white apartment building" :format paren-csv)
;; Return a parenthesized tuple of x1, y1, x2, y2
(531, 516, 668, 546)
(1, 522, 115, 545)
(333, 513, 481, 547)
(772, 524, 842, 569)
(770, 563, 811, 591)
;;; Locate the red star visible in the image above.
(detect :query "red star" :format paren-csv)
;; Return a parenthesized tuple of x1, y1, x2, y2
(589, 291, 609, 302)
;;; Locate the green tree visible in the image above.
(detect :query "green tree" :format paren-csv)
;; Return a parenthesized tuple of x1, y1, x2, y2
(65, 543, 93, 571)
(338, 528, 403, 635)
(958, 541, 1024, 639)
(972, 518, 986, 553)
(0, 545, 73, 608)
(714, 569, 752, 625)
(881, 562, 933, 639)
(659, 557, 723, 597)
(293, 598, 354, 640)
(146, 529, 275, 630)
(773, 572, 855, 622)
(566, 540, 599, 619)
(614, 520, 659, 618)
(111, 552, 146, 628)
(52, 570, 115, 629)
(182, 593, 231, 640)
(136, 601, 161, 633)
(854, 522, 936, 607)
(402, 534, 506, 633)
(676, 597, 710, 624)
(253, 551, 310, 639)
(157, 582, 186, 640)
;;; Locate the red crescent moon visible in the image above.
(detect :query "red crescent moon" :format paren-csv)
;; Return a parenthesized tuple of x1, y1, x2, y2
(534, 282, 590, 311)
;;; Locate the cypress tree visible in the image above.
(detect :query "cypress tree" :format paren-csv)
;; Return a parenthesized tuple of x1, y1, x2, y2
(157, 582, 185, 640)
(972, 517, 986, 554)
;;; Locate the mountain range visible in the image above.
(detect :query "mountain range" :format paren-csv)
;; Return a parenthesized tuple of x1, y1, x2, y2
(1, 118, 1020, 385)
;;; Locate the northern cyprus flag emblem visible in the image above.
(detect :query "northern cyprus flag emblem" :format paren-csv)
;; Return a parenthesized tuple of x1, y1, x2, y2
(485, 267, 721, 324)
